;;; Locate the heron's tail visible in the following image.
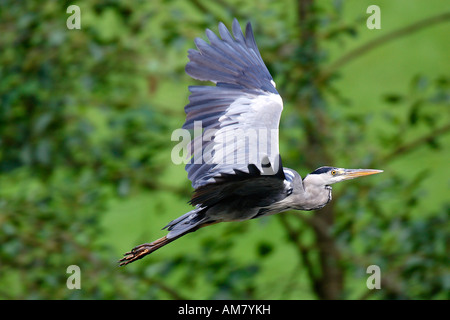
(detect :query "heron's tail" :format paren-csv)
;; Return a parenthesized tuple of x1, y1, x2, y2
(119, 207, 210, 266)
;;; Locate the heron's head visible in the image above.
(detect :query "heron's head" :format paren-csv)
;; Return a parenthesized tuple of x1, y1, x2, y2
(304, 166, 383, 187)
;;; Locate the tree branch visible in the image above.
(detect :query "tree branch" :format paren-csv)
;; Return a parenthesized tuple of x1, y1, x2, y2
(278, 214, 320, 293)
(150, 278, 189, 300)
(320, 12, 450, 82)
(187, 0, 233, 24)
(379, 122, 450, 164)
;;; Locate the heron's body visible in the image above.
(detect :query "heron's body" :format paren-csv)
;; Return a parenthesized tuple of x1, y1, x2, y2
(119, 19, 382, 266)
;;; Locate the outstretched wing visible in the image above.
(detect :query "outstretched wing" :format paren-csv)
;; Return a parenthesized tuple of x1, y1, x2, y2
(183, 19, 284, 189)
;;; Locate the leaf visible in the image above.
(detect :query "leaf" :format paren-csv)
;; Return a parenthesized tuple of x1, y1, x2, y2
(384, 93, 403, 104)
(33, 113, 53, 134)
(408, 100, 422, 125)
(411, 75, 429, 92)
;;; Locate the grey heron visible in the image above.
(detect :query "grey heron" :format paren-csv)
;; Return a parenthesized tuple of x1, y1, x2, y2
(119, 19, 382, 266)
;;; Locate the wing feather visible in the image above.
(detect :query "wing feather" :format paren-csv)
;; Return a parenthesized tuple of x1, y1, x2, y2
(183, 19, 284, 189)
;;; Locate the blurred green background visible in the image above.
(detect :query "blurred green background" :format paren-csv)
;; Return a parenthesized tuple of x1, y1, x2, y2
(0, 0, 449, 299)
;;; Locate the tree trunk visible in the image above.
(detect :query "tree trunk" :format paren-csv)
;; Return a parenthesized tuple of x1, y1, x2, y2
(295, 0, 344, 300)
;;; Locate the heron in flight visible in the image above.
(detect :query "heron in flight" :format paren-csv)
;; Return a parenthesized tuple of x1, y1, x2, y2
(119, 19, 382, 266)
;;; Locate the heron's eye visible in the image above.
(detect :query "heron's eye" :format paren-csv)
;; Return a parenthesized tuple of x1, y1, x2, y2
(331, 170, 337, 175)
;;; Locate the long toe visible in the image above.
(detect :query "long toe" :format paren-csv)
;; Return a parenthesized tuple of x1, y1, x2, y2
(118, 243, 152, 266)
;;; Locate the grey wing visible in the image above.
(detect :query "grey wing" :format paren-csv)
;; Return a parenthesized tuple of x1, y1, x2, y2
(183, 18, 284, 189)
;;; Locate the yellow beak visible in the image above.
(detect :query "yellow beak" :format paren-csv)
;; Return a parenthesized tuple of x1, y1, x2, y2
(341, 169, 384, 180)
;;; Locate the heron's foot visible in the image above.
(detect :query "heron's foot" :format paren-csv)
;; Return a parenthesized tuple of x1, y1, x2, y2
(119, 243, 152, 266)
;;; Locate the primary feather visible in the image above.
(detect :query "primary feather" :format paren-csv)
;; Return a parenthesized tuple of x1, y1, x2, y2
(183, 18, 284, 189)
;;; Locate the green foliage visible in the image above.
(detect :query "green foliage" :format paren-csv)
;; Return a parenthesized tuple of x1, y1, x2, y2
(0, 0, 448, 299)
